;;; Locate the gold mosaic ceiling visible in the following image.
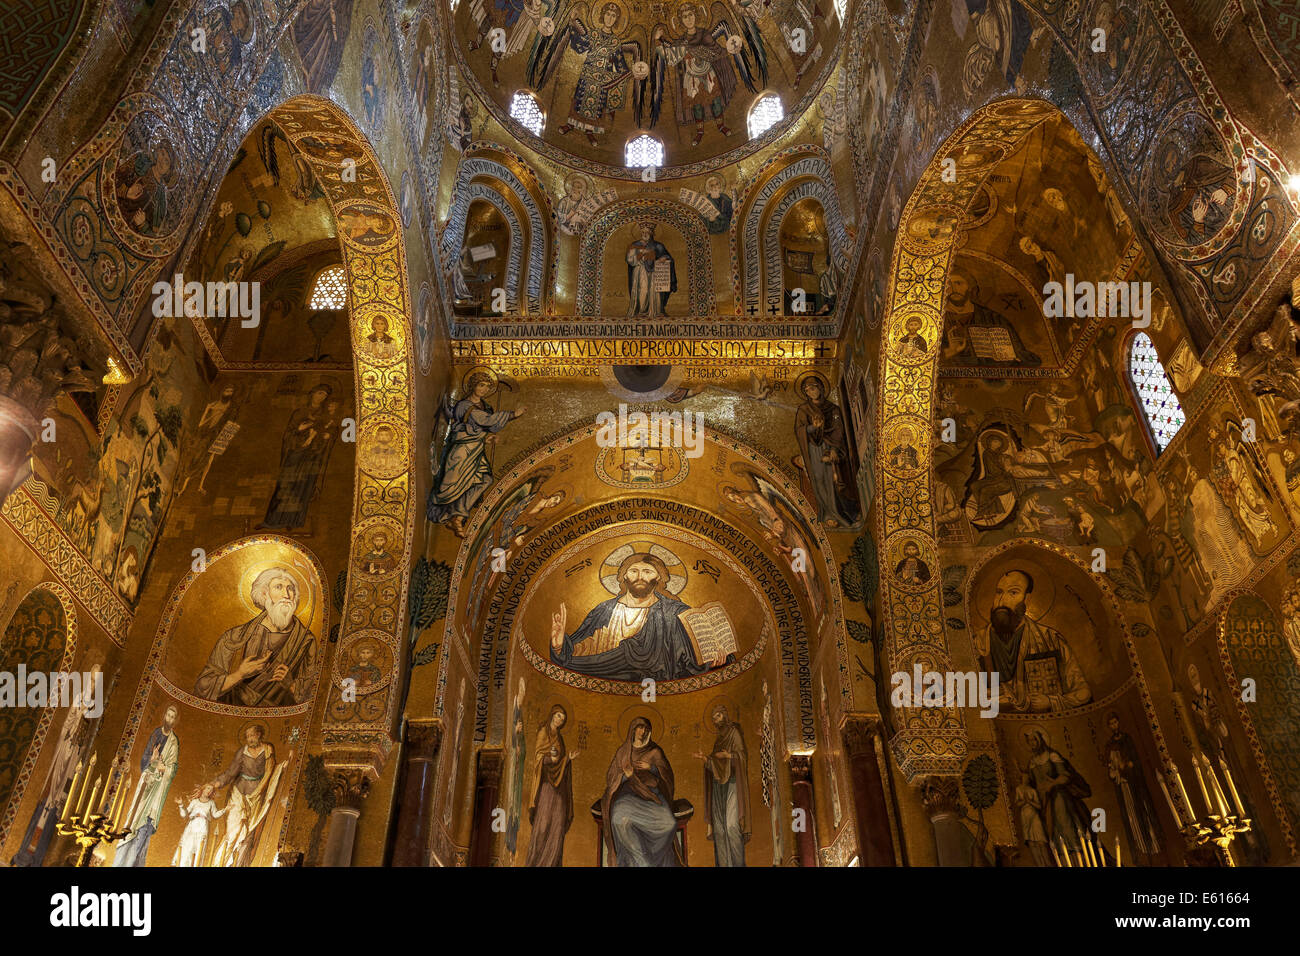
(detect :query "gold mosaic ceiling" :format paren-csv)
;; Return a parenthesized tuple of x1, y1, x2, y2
(453, 0, 844, 177)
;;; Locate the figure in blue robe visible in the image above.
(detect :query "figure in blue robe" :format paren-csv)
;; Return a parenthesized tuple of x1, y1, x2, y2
(550, 553, 729, 681)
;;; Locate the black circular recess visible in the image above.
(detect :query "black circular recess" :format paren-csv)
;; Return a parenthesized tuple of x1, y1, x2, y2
(612, 365, 673, 393)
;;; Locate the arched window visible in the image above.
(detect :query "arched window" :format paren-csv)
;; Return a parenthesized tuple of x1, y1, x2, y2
(1128, 331, 1185, 452)
(509, 91, 544, 136)
(625, 134, 664, 169)
(308, 265, 347, 310)
(747, 93, 784, 139)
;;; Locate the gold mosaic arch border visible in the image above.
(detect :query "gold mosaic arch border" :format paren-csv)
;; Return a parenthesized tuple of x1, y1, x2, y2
(876, 98, 1077, 780)
(262, 96, 417, 778)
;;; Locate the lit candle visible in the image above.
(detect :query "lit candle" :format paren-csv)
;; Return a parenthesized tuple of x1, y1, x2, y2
(1220, 759, 1246, 817)
(61, 761, 83, 823)
(1094, 832, 1107, 867)
(1077, 825, 1095, 867)
(110, 775, 128, 830)
(84, 776, 102, 821)
(75, 752, 97, 819)
(1115, 835, 1122, 868)
(1205, 759, 1231, 817)
(1191, 755, 1212, 814)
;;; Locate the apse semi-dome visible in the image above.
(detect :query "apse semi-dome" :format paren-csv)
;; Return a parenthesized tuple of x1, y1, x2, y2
(454, 0, 844, 178)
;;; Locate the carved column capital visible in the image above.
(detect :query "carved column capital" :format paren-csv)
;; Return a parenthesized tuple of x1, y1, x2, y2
(330, 769, 372, 811)
(841, 714, 882, 756)
(888, 726, 967, 782)
(788, 754, 814, 782)
(322, 728, 394, 782)
(917, 774, 962, 817)
(404, 719, 443, 761)
(477, 747, 505, 787)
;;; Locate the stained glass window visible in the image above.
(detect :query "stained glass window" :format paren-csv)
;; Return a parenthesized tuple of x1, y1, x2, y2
(625, 134, 664, 168)
(747, 94, 784, 139)
(509, 91, 544, 136)
(1129, 331, 1185, 451)
(309, 265, 347, 310)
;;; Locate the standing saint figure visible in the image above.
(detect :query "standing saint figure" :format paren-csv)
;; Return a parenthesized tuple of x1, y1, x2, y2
(601, 717, 680, 866)
(1013, 770, 1053, 866)
(625, 223, 677, 316)
(653, 4, 738, 145)
(1103, 712, 1162, 860)
(113, 705, 180, 867)
(194, 567, 318, 707)
(427, 370, 527, 537)
(793, 372, 861, 528)
(524, 705, 579, 866)
(171, 784, 227, 867)
(209, 724, 285, 867)
(1023, 728, 1093, 860)
(262, 382, 337, 531)
(505, 679, 527, 858)
(696, 703, 750, 866)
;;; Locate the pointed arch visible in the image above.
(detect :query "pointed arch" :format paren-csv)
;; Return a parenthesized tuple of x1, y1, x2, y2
(257, 96, 418, 773)
(576, 199, 714, 316)
(875, 99, 1075, 779)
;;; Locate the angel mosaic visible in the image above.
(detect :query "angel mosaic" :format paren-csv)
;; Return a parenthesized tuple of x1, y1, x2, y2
(643, 2, 767, 146)
(427, 367, 527, 537)
(528, 1, 645, 147)
(527, 1, 767, 149)
(469, 0, 556, 88)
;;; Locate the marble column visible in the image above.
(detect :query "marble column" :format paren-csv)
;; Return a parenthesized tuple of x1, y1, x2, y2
(842, 715, 896, 866)
(390, 720, 443, 867)
(468, 748, 504, 867)
(919, 775, 987, 866)
(788, 755, 820, 867)
(321, 770, 371, 867)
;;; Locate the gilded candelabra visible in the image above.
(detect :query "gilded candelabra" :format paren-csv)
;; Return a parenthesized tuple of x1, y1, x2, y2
(54, 753, 134, 868)
(1158, 752, 1251, 867)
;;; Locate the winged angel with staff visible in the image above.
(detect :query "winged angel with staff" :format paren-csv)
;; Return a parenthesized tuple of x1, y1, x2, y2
(528, 1, 766, 150)
(528, 1, 647, 147)
(644, 2, 767, 146)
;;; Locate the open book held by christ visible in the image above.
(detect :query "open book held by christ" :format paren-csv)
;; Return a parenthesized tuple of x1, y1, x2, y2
(678, 602, 739, 667)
